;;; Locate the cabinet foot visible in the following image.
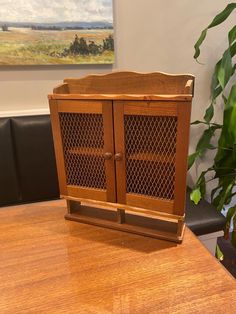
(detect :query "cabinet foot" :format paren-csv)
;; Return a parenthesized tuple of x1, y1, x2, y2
(117, 209, 125, 224)
(67, 200, 81, 214)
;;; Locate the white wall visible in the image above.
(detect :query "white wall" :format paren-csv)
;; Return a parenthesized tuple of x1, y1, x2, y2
(0, 0, 235, 186)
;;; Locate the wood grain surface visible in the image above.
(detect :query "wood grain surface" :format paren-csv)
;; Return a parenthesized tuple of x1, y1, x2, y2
(63, 71, 194, 95)
(1, 199, 235, 314)
(48, 93, 192, 101)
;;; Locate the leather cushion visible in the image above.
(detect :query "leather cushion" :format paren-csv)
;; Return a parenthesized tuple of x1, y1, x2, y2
(185, 190, 226, 236)
(11, 115, 59, 202)
(0, 118, 20, 205)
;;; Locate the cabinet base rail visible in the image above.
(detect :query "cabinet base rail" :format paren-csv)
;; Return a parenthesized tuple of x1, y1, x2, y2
(64, 199, 185, 243)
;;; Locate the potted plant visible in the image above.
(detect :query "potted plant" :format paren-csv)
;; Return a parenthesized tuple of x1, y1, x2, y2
(189, 3, 236, 250)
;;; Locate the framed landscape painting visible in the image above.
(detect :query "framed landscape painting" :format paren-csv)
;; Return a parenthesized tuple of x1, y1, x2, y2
(0, 0, 114, 65)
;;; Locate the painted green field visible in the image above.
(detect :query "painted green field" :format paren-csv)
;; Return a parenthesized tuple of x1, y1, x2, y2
(0, 28, 114, 65)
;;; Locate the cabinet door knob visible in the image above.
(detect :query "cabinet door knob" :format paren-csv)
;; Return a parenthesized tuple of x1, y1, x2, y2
(104, 152, 113, 160)
(115, 153, 122, 161)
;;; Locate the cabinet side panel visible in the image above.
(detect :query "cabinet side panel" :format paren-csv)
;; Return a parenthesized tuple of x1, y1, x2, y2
(49, 99, 67, 196)
(173, 102, 192, 215)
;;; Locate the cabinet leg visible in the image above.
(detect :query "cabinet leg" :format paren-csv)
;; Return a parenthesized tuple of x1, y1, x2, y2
(177, 218, 185, 237)
(117, 209, 126, 224)
(67, 200, 81, 214)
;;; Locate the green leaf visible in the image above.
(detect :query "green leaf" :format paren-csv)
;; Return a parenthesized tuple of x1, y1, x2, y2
(207, 144, 215, 149)
(213, 86, 223, 100)
(233, 63, 236, 73)
(224, 205, 236, 240)
(225, 189, 236, 206)
(188, 152, 199, 169)
(194, 29, 207, 60)
(232, 231, 236, 249)
(232, 213, 236, 248)
(233, 211, 236, 228)
(211, 185, 223, 202)
(194, 3, 236, 60)
(189, 125, 222, 170)
(222, 94, 228, 104)
(233, 143, 236, 162)
(190, 188, 202, 205)
(196, 125, 220, 155)
(229, 41, 236, 58)
(215, 244, 224, 261)
(227, 83, 236, 138)
(214, 182, 234, 211)
(195, 171, 209, 199)
(191, 120, 206, 125)
(209, 42, 236, 102)
(199, 174, 206, 197)
(217, 49, 232, 89)
(228, 25, 236, 46)
(225, 82, 236, 110)
(214, 84, 236, 166)
(225, 205, 236, 231)
(211, 61, 221, 99)
(204, 103, 214, 123)
(208, 3, 236, 28)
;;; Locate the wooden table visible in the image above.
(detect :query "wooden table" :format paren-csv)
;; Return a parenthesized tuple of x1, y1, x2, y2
(0, 200, 236, 313)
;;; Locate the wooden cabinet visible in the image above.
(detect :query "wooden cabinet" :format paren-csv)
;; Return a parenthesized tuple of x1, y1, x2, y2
(49, 71, 194, 243)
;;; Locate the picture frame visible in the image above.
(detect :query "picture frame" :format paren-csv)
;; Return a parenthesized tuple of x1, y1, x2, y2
(0, 0, 114, 65)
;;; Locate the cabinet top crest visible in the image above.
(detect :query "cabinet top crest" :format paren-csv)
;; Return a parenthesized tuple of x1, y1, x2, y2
(49, 71, 194, 101)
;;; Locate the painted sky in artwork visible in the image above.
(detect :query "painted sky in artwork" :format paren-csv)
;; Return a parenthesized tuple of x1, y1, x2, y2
(0, 0, 113, 23)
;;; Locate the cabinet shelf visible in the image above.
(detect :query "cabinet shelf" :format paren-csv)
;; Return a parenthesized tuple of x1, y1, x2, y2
(67, 149, 175, 163)
(127, 152, 175, 163)
(67, 147, 104, 157)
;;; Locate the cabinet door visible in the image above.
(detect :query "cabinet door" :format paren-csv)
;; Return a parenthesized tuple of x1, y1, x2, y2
(50, 100, 116, 202)
(114, 101, 191, 216)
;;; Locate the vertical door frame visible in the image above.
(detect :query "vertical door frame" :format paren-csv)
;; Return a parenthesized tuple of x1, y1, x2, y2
(173, 101, 192, 216)
(102, 102, 116, 202)
(113, 101, 127, 204)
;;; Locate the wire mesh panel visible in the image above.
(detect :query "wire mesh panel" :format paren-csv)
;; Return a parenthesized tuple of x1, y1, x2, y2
(59, 112, 106, 190)
(124, 115, 178, 200)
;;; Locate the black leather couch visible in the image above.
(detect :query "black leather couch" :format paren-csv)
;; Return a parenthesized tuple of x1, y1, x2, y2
(0, 114, 225, 236)
(0, 115, 59, 206)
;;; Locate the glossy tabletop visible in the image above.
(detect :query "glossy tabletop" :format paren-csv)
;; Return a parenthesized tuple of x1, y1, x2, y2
(0, 200, 236, 313)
